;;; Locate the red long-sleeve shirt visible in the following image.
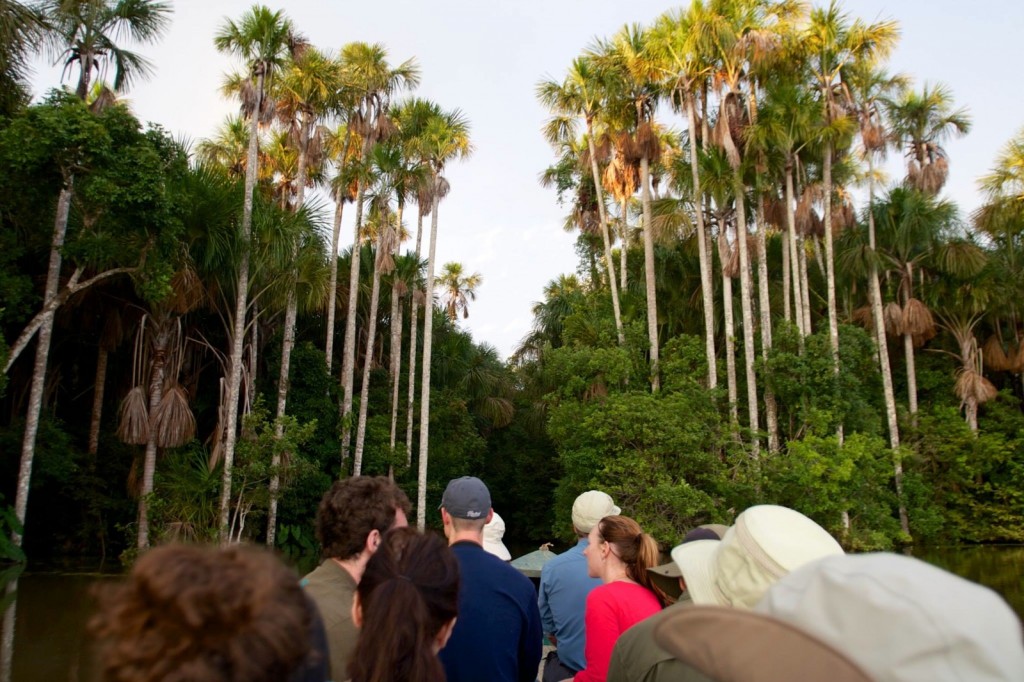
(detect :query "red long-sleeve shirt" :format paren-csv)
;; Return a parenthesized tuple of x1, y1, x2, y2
(574, 581, 663, 682)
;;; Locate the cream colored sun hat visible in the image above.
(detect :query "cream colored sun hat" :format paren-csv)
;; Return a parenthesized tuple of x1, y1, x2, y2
(671, 505, 843, 608)
(571, 490, 620, 534)
(482, 511, 511, 561)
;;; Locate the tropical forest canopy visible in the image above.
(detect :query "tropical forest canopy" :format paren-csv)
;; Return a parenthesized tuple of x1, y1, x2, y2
(1, 0, 1023, 566)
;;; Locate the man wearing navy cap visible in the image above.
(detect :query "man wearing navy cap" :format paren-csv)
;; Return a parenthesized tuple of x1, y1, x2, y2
(438, 476, 543, 682)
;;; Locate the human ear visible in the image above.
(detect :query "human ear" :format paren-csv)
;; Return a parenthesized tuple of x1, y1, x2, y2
(435, 617, 458, 653)
(367, 528, 381, 554)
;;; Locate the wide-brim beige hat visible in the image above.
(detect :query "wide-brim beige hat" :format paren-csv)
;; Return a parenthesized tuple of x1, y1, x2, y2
(671, 505, 844, 608)
(653, 605, 873, 682)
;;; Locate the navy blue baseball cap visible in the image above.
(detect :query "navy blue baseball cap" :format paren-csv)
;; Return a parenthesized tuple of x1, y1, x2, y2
(441, 476, 491, 519)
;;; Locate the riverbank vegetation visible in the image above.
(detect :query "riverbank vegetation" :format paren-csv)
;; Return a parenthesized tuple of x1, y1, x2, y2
(1, 0, 1023, 566)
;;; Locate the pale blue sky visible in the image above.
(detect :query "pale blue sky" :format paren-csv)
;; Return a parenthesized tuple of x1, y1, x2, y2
(29, 1, 1024, 358)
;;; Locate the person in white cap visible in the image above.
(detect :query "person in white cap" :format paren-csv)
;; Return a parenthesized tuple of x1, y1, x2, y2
(652, 553, 1024, 682)
(538, 490, 620, 682)
(483, 511, 512, 561)
(607, 505, 843, 682)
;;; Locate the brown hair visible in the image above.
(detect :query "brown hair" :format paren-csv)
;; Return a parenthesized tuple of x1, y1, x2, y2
(89, 544, 311, 682)
(597, 515, 669, 606)
(349, 528, 460, 682)
(316, 476, 412, 560)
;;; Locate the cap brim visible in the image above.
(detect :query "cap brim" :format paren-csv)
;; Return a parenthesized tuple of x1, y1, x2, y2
(648, 561, 682, 578)
(653, 606, 873, 682)
(670, 540, 722, 606)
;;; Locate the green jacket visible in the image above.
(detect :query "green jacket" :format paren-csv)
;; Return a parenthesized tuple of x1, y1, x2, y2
(302, 559, 359, 682)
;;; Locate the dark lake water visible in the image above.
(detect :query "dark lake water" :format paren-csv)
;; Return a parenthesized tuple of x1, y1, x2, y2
(1, 545, 1022, 681)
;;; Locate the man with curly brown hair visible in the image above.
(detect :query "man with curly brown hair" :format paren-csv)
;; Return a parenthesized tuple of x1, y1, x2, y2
(302, 476, 411, 681)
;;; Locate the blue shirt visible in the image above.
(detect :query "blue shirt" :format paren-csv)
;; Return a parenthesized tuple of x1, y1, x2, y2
(538, 538, 602, 672)
(440, 541, 543, 682)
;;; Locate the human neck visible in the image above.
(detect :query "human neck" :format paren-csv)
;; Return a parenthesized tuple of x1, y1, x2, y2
(448, 530, 483, 547)
(601, 560, 633, 585)
(332, 553, 368, 583)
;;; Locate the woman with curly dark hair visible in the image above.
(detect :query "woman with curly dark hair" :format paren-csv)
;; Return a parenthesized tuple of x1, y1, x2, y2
(89, 543, 326, 682)
(349, 527, 460, 682)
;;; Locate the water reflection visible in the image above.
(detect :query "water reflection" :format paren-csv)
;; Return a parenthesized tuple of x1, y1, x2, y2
(913, 545, 1024, 617)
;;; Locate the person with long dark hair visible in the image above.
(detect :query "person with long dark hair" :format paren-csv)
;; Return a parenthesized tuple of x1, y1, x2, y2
(348, 527, 460, 682)
(574, 515, 667, 682)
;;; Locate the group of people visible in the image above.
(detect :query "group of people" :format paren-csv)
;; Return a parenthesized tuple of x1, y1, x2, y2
(87, 476, 1024, 682)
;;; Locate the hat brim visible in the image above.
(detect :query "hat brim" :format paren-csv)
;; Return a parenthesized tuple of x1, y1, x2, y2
(483, 540, 511, 561)
(670, 540, 722, 606)
(653, 606, 873, 682)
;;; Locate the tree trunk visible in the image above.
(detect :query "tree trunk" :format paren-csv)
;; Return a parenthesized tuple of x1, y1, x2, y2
(325, 129, 353, 372)
(406, 207, 425, 465)
(785, 166, 805, 340)
(218, 69, 264, 545)
(354, 240, 387, 474)
(902, 269, 919, 416)
(686, 95, 717, 389)
(719, 230, 739, 428)
(340, 174, 368, 465)
(756, 200, 778, 453)
(733, 175, 760, 459)
(388, 288, 403, 458)
(417, 179, 442, 530)
(782, 218, 791, 324)
(639, 156, 660, 392)
(88, 346, 108, 456)
(267, 116, 312, 547)
(822, 142, 841, 374)
(799, 231, 813, 336)
(586, 122, 624, 346)
(137, 323, 170, 549)
(619, 199, 628, 292)
(12, 182, 72, 548)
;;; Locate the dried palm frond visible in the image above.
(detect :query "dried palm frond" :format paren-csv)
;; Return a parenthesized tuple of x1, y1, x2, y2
(168, 267, 205, 314)
(831, 201, 856, 233)
(100, 310, 126, 352)
(718, 232, 740, 278)
(861, 122, 886, 152)
(808, 211, 825, 237)
(394, 279, 409, 298)
(763, 196, 786, 230)
(117, 386, 150, 445)
(954, 368, 998, 405)
(795, 188, 816, 236)
(1009, 339, 1024, 374)
(884, 302, 904, 335)
(636, 122, 661, 163)
(592, 134, 611, 164)
(614, 131, 639, 164)
(902, 298, 935, 337)
(852, 306, 874, 331)
(413, 289, 427, 305)
(982, 335, 1012, 371)
(126, 457, 141, 499)
(583, 380, 608, 401)
(152, 384, 196, 449)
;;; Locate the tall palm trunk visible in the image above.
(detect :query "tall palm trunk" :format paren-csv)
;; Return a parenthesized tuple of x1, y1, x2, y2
(719, 230, 739, 428)
(340, 172, 369, 465)
(12, 182, 72, 547)
(799, 232, 813, 335)
(619, 199, 628, 291)
(639, 156, 660, 391)
(267, 116, 311, 547)
(324, 129, 353, 372)
(137, 321, 170, 549)
(866, 161, 907, 534)
(733, 175, 760, 458)
(686, 95, 717, 388)
(88, 345, 108, 455)
(405, 206, 425, 465)
(782, 215, 791, 324)
(822, 143, 841, 372)
(585, 124, 624, 346)
(353, 240, 384, 475)
(756, 200, 779, 453)
(388, 280, 404, 475)
(785, 165, 805, 338)
(902, 270, 919, 416)
(417, 179, 442, 530)
(219, 69, 264, 545)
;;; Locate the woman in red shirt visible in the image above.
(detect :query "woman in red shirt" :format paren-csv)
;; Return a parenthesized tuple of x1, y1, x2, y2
(573, 515, 668, 682)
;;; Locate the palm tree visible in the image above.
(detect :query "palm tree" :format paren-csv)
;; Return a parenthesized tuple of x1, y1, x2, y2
(337, 42, 420, 467)
(887, 82, 971, 195)
(590, 25, 662, 391)
(650, 4, 718, 388)
(213, 4, 295, 544)
(438, 262, 482, 322)
(537, 56, 625, 346)
(43, 0, 171, 100)
(10, 0, 170, 550)
(416, 106, 472, 529)
(804, 1, 898, 388)
(323, 121, 359, 371)
(0, 0, 45, 115)
(265, 44, 339, 546)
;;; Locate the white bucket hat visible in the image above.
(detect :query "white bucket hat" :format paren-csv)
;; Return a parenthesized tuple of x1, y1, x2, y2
(756, 553, 1024, 682)
(671, 505, 843, 608)
(482, 511, 511, 561)
(571, 490, 620, 534)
